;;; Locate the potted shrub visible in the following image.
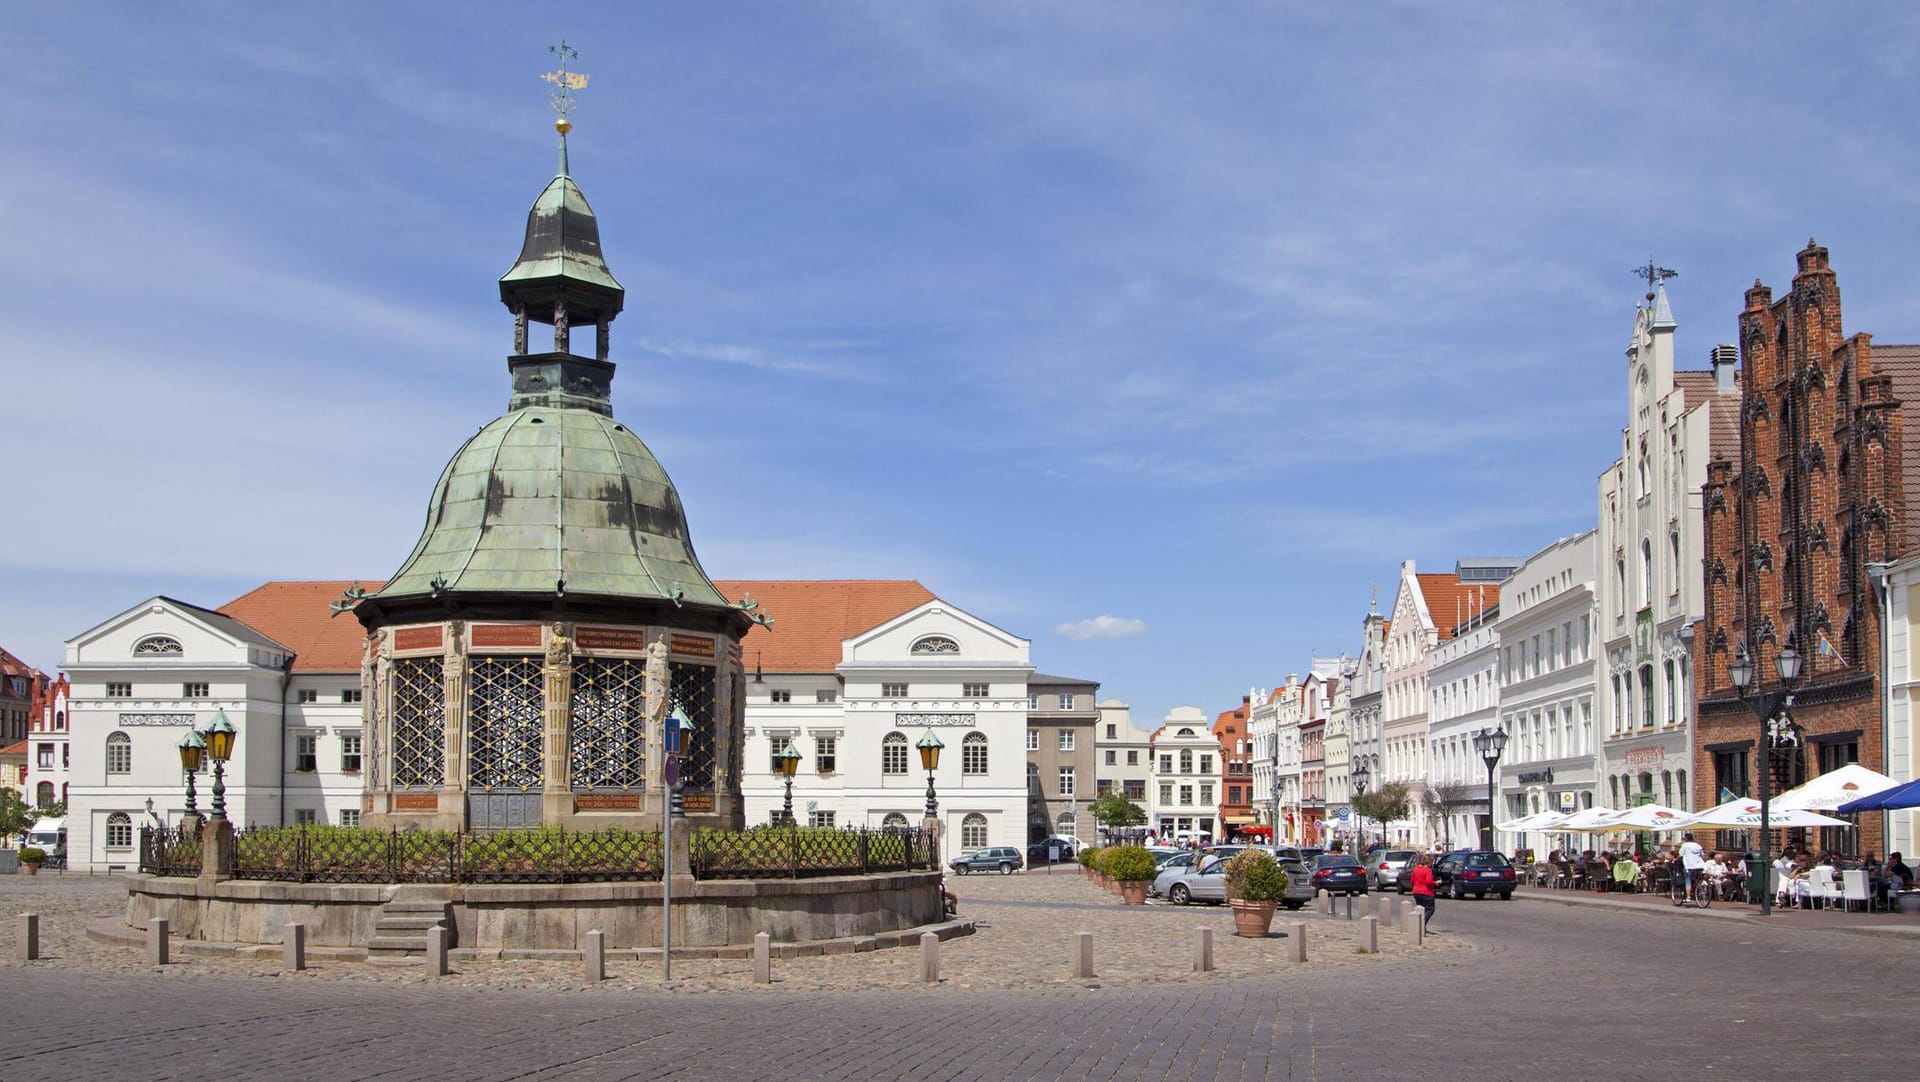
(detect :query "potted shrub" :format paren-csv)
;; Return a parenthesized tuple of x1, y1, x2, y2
(1225, 849, 1286, 937)
(1077, 847, 1096, 879)
(1104, 845, 1157, 905)
(18, 846, 44, 876)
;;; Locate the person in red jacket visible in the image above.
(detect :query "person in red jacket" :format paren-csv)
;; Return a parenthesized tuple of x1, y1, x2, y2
(1411, 852, 1436, 930)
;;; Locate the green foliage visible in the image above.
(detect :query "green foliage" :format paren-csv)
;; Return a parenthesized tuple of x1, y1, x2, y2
(1225, 848, 1288, 902)
(0, 789, 34, 840)
(1089, 791, 1146, 828)
(1353, 781, 1413, 827)
(1077, 846, 1095, 868)
(18, 846, 45, 864)
(1102, 844, 1157, 882)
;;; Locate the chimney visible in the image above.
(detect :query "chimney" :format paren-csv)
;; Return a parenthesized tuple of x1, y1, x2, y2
(1711, 343, 1738, 392)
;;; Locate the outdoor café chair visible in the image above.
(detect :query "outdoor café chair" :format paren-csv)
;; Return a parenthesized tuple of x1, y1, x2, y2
(1841, 870, 1873, 913)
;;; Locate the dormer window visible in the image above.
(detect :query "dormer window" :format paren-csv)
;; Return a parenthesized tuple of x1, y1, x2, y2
(910, 636, 959, 655)
(134, 636, 183, 657)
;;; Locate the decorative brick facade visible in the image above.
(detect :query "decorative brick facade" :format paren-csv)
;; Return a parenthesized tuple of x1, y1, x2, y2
(1696, 241, 1905, 856)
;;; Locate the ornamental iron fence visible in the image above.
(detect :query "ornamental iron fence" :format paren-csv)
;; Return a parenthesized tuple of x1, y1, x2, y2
(138, 825, 202, 877)
(689, 826, 936, 879)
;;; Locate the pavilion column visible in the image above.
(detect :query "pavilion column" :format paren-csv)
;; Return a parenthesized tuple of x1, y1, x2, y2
(442, 622, 469, 823)
(542, 623, 574, 821)
(595, 318, 609, 361)
(553, 298, 570, 352)
(513, 305, 528, 354)
(644, 635, 671, 820)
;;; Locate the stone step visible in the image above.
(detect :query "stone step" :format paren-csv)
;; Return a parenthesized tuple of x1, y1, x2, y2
(368, 935, 433, 954)
(366, 955, 424, 967)
(383, 899, 455, 915)
(375, 915, 448, 933)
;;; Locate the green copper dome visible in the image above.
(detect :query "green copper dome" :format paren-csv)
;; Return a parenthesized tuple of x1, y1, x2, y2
(373, 406, 730, 609)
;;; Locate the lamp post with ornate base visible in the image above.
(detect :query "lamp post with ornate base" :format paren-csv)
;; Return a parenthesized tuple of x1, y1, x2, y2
(176, 731, 206, 828)
(917, 730, 944, 866)
(1473, 726, 1509, 852)
(1351, 761, 1370, 856)
(662, 706, 693, 982)
(197, 709, 238, 881)
(1727, 640, 1802, 917)
(775, 739, 802, 825)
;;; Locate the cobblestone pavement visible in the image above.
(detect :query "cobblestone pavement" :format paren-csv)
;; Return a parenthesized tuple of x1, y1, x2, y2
(3, 868, 1914, 1080)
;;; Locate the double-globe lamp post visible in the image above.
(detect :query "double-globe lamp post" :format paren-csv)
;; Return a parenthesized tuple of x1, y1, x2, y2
(1727, 639, 1803, 917)
(1473, 726, 1509, 852)
(176, 730, 207, 819)
(775, 738, 802, 825)
(1351, 761, 1370, 855)
(177, 709, 237, 823)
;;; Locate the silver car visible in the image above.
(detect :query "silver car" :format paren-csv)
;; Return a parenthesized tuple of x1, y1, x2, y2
(1155, 851, 1314, 908)
(1365, 848, 1418, 892)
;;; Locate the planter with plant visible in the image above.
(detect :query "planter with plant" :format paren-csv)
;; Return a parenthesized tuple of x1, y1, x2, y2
(1103, 845, 1157, 905)
(18, 846, 45, 876)
(1225, 849, 1287, 937)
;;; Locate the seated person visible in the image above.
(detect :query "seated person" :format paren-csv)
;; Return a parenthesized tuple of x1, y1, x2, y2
(1889, 852, 1913, 892)
(1612, 854, 1640, 891)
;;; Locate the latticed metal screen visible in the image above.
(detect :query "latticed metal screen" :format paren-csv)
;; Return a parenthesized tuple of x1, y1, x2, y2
(391, 656, 446, 788)
(570, 657, 647, 791)
(468, 655, 545, 791)
(671, 661, 717, 790)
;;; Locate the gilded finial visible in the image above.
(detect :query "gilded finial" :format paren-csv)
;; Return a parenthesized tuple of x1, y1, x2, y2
(542, 41, 589, 133)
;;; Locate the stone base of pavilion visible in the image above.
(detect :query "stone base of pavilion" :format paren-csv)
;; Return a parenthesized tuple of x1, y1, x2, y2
(119, 871, 950, 958)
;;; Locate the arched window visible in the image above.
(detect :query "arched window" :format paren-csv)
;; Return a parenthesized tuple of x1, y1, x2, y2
(881, 812, 909, 830)
(1639, 665, 1655, 728)
(105, 732, 132, 775)
(961, 812, 988, 849)
(134, 636, 183, 656)
(1641, 539, 1654, 606)
(910, 636, 959, 655)
(105, 812, 133, 848)
(1179, 749, 1193, 774)
(1609, 776, 1621, 806)
(1663, 660, 1677, 726)
(962, 732, 988, 775)
(35, 781, 54, 808)
(1676, 769, 1689, 810)
(1056, 811, 1077, 834)
(1669, 532, 1682, 594)
(881, 732, 908, 775)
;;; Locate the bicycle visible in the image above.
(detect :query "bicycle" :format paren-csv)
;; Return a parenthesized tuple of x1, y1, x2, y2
(1671, 868, 1713, 908)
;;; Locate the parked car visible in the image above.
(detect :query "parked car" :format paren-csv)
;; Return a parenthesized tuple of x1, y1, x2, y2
(1155, 851, 1314, 908)
(1149, 851, 1198, 894)
(1364, 848, 1418, 892)
(1434, 850, 1518, 899)
(1147, 847, 1189, 868)
(1028, 840, 1074, 864)
(1310, 853, 1369, 895)
(1273, 846, 1326, 866)
(949, 846, 1024, 875)
(1049, 834, 1085, 852)
(1393, 850, 1465, 894)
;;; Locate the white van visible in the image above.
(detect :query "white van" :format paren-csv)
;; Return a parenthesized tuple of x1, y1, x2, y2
(24, 818, 67, 866)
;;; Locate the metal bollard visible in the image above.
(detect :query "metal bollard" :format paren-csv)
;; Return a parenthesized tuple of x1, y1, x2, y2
(284, 922, 306, 971)
(920, 932, 940, 984)
(1324, 892, 1335, 916)
(1072, 931, 1095, 979)
(1191, 927, 1213, 972)
(1286, 921, 1307, 963)
(1360, 916, 1378, 954)
(584, 929, 605, 982)
(427, 925, 449, 976)
(1344, 894, 1354, 921)
(753, 931, 771, 984)
(17, 913, 38, 963)
(148, 918, 169, 966)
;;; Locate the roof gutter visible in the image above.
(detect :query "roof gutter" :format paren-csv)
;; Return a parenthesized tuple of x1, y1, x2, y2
(278, 653, 296, 828)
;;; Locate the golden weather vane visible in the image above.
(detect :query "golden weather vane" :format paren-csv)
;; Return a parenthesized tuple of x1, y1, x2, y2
(541, 40, 590, 132)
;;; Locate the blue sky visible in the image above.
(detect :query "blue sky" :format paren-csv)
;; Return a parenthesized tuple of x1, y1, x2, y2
(4, 4, 1919, 728)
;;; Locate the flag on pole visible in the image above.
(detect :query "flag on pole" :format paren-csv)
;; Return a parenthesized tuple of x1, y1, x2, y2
(1817, 629, 1846, 666)
(1719, 786, 1739, 804)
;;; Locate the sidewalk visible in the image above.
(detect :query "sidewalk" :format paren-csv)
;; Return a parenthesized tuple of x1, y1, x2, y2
(1513, 885, 1920, 940)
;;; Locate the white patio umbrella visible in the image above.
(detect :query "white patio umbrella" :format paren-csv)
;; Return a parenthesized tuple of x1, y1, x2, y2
(1554, 806, 1621, 833)
(1772, 763, 1901, 812)
(1601, 803, 1692, 832)
(1679, 798, 1852, 829)
(1496, 810, 1568, 832)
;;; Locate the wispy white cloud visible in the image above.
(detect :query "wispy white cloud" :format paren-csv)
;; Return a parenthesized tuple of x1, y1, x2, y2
(632, 338, 880, 381)
(1055, 615, 1149, 641)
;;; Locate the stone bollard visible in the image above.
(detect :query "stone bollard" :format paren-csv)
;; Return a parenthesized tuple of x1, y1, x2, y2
(148, 918, 169, 966)
(584, 929, 605, 983)
(1360, 916, 1378, 954)
(427, 925, 449, 977)
(753, 932, 771, 985)
(1409, 910, 1425, 946)
(920, 932, 940, 984)
(284, 922, 307, 972)
(1286, 921, 1307, 963)
(1072, 931, 1095, 979)
(17, 914, 38, 963)
(1324, 892, 1335, 916)
(1191, 927, 1213, 973)
(1376, 895, 1393, 924)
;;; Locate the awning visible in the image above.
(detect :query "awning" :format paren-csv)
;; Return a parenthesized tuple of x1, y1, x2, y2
(1223, 815, 1256, 824)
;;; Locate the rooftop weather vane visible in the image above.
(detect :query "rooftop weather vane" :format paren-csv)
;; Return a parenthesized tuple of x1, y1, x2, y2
(1632, 258, 1678, 301)
(542, 40, 590, 129)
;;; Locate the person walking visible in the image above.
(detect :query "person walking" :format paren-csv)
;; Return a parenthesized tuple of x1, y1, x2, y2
(1679, 832, 1707, 904)
(1411, 852, 1437, 930)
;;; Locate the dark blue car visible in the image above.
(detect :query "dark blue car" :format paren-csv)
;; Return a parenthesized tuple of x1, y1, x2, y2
(1311, 853, 1369, 895)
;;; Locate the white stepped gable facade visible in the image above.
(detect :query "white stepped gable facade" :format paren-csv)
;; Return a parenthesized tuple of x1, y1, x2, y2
(740, 600, 1031, 852)
(1148, 707, 1220, 840)
(1428, 608, 1500, 850)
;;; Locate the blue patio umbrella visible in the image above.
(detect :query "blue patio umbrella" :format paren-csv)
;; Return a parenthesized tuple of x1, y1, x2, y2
(1837, 778, 1920, 813)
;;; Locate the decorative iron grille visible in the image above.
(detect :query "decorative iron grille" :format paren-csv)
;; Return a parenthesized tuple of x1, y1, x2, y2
(214, 826, 660, 883)
(138, 825, 201, 877)
(670, 661, 717, 791)
(468, 655, 544, 792)
(689, 826, 936, 879)
(391, 656, 446, 788)
(570, 657, 647, 791)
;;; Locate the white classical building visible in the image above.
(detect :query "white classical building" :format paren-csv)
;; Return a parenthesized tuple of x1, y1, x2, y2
(62, 585, 372, 870)
(1596, 283, 1736, 811)
(1092, 699, 1152, 838)
(1271, 677, 1305, 842)
(1341, 607, 1387, 848)
(1427, 602, 1501, 851)
(1148, 707, 1220, 840)
(1494, 531, 1602, 854)
(724, 581, 1031, 854)
(1246, 684, 1279, 832)
(1322, 655, 1356, 844)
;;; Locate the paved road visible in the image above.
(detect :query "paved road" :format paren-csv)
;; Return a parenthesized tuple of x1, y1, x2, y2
(4, 895, 1907, 1081)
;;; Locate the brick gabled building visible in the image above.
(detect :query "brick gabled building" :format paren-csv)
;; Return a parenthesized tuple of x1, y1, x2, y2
(1697, 241, 1915, 857)
(1213, 699, 1254, 840)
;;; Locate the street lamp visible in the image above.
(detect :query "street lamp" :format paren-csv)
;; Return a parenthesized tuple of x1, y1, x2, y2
(661, 704, 694, 984)
(1473, 726, 1509, 851)
(917, 729, 944, 818)
(1727, 638, 1802, 916)
(177, 730, 206, 820)
(202, 709, 237, 823)
(1351, 760, 1371, 856)
(775, 738, 802, 825)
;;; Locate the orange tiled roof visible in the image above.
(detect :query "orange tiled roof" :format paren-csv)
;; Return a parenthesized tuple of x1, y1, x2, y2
(713, 580, 936, 674)
(1672, 370, 1716, 403)
(220, 581, 385, 673)
(0, 647, 40, 683)
(1415, 573, 1498, 641)
(0, 740, 26, 757)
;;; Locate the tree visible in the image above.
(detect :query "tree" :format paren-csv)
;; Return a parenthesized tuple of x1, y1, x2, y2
(0, 789, 34, 842)
(1090, 791, 1146, 829)
(1425, 782, 1480, 850)
(1352, 781, 1411, 846)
